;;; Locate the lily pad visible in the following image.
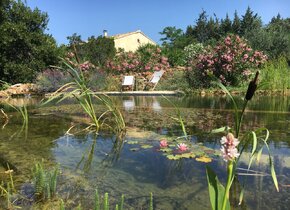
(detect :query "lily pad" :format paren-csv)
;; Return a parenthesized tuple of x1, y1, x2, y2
(160, 148, 173, 153)
(127, 140, 139, 145)
(180, 153, 196, 159)
(196, 156, 212, 163)
(141, 144, 153, 149)
(166, 154, 181, 160)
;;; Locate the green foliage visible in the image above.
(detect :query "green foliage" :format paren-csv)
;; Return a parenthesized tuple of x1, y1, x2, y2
(85, 36, 116, 66)
(32, 162, 58, 202)
(260, 57, 290, 91)
(206, 166, 230, 210)
(161, 7, 289, 69)
(156, 70, 190, 91)
(0, 0, 60, 84)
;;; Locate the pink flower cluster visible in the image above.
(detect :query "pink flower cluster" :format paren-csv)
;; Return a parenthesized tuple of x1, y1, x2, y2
(220, 133, 240, 162)
(79, 61, 91, 71)
(105, 47, 170, 75)
(195, 34, 268, 86)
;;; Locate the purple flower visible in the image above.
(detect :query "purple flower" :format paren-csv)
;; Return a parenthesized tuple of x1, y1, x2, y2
(220, 133, 240, 162)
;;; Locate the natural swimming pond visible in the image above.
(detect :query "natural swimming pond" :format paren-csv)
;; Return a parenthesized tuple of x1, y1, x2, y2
(0, 95, 289, 210)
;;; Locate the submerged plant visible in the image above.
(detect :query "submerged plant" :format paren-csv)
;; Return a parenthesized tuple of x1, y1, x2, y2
(206, 71, 279, 210)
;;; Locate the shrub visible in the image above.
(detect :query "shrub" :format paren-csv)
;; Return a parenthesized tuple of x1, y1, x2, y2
(184, 43, 205, 64)
(156, 70, 190, 92)
(36, 69, 72, 92)
(187, 34, 267, 88)
(105, 44, 170, 76)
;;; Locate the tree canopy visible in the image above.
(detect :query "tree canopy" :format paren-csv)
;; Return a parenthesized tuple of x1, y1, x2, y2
(0, 0, 59, 84)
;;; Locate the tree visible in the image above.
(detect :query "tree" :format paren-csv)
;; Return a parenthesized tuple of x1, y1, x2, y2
(0, 0, 59, 84)
(85, 35, 116, 66)
(160, 26, 184, 47)
(192, 9, 209, 43)
(232, 10, 241, 35)
(220, 14, 232, 35)
(240, 6, 262, 35)
(160, 26, 192, 66)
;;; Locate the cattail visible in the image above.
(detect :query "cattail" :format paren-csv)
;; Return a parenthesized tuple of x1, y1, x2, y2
(245, 71, 259, 101)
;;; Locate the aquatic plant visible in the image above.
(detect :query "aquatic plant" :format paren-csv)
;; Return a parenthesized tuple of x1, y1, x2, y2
(149, 192, 153, 210)
(32, 162, 58, 202)
(43, 55, 126, 134)
(177, 143, 188, 152)
(206, 71, 279, 210)
(159, 139, 168, 148)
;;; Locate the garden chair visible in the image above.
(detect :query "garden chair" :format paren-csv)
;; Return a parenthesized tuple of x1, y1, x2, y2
(148, 70, 165, 90)
(122, 75, 135, 91)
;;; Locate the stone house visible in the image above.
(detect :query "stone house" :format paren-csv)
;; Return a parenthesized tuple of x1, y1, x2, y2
(104, 30, 156, 52)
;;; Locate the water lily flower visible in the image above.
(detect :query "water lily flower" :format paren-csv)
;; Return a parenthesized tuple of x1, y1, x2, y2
(177, 143, 188, 152)
(159, 139, 168, 148)
(220, 133, 240, 162)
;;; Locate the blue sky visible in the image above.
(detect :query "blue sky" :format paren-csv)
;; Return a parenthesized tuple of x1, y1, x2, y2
(26, 0, 290, 45)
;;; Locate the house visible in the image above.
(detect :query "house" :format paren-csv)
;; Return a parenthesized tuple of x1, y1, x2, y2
(103, 30, 156, 52)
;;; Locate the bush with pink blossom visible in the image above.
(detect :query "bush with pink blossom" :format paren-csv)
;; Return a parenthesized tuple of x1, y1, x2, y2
(187, 34, 267, 87)
(105, 44, 170, 77)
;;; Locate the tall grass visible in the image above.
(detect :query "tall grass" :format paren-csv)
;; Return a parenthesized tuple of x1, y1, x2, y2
(260, 57, 290, 92)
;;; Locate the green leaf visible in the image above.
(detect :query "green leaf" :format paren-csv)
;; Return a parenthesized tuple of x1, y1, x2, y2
(251, 131, 257, 156)
(256, 147, 263, 163)
(206, 166, 230, 210)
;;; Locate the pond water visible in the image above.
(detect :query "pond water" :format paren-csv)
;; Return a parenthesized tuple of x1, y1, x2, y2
(0, 95, 289, 210)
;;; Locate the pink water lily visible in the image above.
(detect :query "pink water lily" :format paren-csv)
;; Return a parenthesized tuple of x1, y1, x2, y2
(220, 133, 240, 162)
(177, 143, 188, 152)
(159, 139, 168, 148)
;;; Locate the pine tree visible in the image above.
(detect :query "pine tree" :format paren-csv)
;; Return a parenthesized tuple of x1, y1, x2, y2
(232, 10, 241, 35)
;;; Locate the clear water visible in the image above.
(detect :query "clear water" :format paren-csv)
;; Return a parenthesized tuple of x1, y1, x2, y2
(0, 95, 289, 210)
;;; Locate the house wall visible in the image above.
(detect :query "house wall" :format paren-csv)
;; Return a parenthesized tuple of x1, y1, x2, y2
(114, 32, 156, 52)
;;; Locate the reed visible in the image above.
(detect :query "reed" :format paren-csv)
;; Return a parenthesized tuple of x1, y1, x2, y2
(44, 58, 126, 134)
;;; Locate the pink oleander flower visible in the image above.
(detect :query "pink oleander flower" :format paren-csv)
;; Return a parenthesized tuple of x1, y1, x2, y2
(177, 143, 188, 152)
(220, 133, 240, 162)
(159, 139, 168, 148)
